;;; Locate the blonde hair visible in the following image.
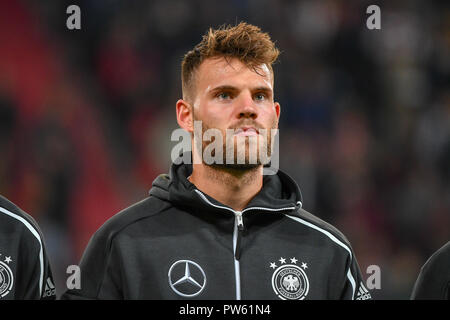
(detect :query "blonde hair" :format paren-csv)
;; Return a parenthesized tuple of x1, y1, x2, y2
(181, 22, 280, 102)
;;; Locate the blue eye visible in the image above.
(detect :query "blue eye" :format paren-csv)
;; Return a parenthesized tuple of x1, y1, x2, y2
(255, 93, 266, 101)
(217, 92, 231, 100)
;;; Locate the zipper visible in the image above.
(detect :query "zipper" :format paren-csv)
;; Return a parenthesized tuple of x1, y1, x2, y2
(234, 211, 244, 260)
(193, 189, 296, 300)
(233, 211, 242, 300)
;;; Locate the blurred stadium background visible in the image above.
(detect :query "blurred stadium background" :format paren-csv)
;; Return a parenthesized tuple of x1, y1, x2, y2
(0, 0, 449, 299)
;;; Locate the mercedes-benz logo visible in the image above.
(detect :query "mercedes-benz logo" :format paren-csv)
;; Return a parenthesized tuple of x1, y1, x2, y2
(168, 260, 206, 298)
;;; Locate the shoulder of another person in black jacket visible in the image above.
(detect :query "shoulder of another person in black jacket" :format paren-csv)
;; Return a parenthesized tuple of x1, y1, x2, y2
(0, 195, 43, 249)
(0, 195, 56, 300)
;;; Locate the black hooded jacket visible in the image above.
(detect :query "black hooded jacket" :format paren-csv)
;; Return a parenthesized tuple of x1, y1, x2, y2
(411, 241, 450, 300)
(0, 195, 56, 300)
(62, 161, 371, 300)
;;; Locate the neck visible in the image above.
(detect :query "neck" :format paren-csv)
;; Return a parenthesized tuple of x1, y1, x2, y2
(189, 163, 263, 212)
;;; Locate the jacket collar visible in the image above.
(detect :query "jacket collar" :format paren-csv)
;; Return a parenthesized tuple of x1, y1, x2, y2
(150, 154, 303, 216)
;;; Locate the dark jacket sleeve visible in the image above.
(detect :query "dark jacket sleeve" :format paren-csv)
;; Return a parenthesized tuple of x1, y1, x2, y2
(0, 197, 56, 300)
(22, 237, 56, 300)
(411, 241, 450, 300)
(61, 227, 123, 300)
(340, 252, 372, 300)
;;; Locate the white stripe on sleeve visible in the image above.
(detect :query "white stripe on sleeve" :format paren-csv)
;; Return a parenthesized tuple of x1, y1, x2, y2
(0, 207, 45, 296)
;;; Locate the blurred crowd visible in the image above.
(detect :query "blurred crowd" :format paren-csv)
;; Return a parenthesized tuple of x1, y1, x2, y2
(0, 0, 449, 299)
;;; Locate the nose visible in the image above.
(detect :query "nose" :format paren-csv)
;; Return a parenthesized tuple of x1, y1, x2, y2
(236, 92, 258, 120)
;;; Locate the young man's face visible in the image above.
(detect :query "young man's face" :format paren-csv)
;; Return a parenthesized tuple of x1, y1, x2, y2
(190, 56, 280, 169)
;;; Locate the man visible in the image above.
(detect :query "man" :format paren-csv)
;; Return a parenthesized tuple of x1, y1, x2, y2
(411, 241, 450, 300)
(63, 22, 370, 300)
(0, 195, 56, 299)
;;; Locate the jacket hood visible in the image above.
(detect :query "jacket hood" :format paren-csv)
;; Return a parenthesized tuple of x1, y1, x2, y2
(149, 154, 303, 214)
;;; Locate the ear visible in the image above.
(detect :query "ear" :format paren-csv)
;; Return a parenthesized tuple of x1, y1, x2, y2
(274, 101, 281, 121)
(176, 99, 194, 133)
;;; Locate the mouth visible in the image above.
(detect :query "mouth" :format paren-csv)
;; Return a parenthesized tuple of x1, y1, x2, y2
(233, 126, 260, 136)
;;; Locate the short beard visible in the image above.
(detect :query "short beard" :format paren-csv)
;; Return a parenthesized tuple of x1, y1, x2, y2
(193, 114, 277, 171)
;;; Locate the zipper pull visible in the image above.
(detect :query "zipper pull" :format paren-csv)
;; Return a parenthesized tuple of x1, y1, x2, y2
(235, 211, 244, 260)
(236, 211, 244, 231)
